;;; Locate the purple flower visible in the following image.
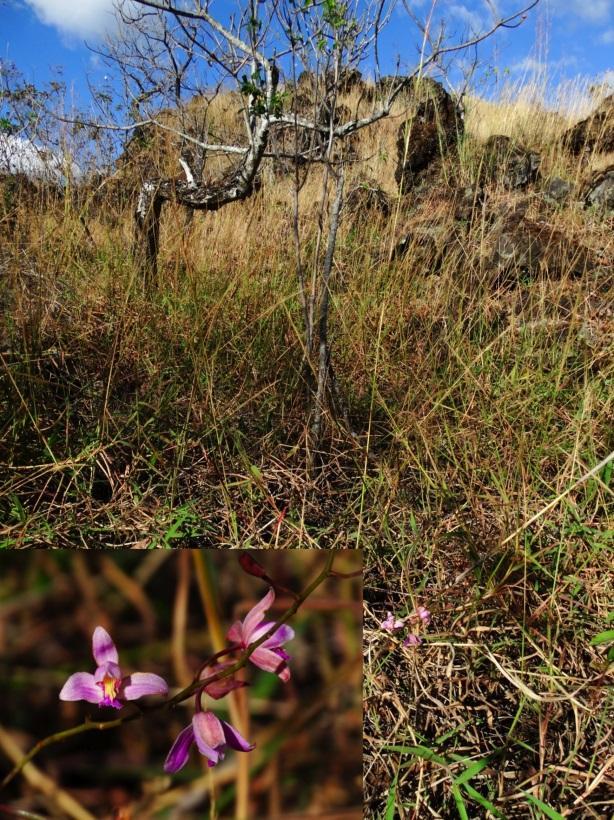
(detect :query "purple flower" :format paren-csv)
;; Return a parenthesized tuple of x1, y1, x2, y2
(380, 612, 406, 632)
(227, 588, 294, 682)
(59, 626, 169, 709)
(164, 711, 255, 772)
(416, 606, 431, 626)
(403, 634, 421, 647)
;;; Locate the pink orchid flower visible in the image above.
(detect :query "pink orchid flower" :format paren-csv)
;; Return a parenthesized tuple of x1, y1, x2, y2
(227, 588, 294, 682)
(164, 711, 254, 772)
(416, 606, 431, 625)
(59, 626, 168, 709)
(403, 634, 421, 647)
(380, 612, 406, 632)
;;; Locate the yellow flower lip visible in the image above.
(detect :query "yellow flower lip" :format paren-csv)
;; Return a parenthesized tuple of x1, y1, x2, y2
(101, 674, 120, 700)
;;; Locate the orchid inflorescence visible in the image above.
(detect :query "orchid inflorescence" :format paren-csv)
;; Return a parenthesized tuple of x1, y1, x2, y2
(379, 605, 431, 646)
(59, 587, 294, 773)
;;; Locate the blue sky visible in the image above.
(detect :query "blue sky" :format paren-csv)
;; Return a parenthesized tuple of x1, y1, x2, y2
(1, 0, 613, 110)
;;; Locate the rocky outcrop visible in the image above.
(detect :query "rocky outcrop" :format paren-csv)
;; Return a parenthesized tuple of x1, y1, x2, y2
(480, 136, 540, 190)
(485, 197, 594, 284)
(542, 176, 573, 205)
(395, 80, 463, 193)
(454, 185, 484, 222)
(562, 95, 614, 155)
(583, 166, 614, 211)
(345, 178, 390, 220)
(331, 68, 365, 95)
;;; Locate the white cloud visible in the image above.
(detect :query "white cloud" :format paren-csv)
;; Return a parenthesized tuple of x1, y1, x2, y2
(24, 0, 118, 39)
(512, 55, 579, 75)
(553, 0, 613, 24)
(601, 28, 614, 43)
(449, 3, 485, 32)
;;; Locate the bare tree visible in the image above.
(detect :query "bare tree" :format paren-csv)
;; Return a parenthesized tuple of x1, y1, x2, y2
(80, 0, 539, 453)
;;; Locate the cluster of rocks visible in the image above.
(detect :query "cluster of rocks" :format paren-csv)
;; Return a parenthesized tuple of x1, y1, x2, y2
(395, 79, 464, 193)
(561, 94, 614, 155)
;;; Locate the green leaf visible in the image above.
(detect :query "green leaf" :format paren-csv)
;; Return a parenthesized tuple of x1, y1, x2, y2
(462, 783, 503, 817)
(384, 774, 397, 820)
(590, 629, 614, 646)
(383, 744, 449, 768)
(453, 758, 489, 786)
(523, 793, 565, 820)
(451, 785, 469, 820)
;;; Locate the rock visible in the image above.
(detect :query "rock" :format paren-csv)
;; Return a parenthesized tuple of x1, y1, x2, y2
(345, 178, 390, 219)
(562, 95, 614, 155)
(395, 79, 463, 193)
(584, 166, 614, 211)
(329, 68, 365, 95)
(389, 225, 446, 267)
(454, 184, 483, 221)
(543, 176, 573, 205)
(493, 230, 542, 276)
(374, 75, 412, 99)
(296, 70, 316, 93)
(480, 135, 540, 190)
(486, 204, 595, 284)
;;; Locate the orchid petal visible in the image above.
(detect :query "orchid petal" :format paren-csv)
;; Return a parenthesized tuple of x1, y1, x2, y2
(226, 621, 243, 645)
(92, 626, 119, 666)
(94, 662, 121, 683)
(59, 672, 101, 704)
(193, 711, 225, 749)
(251, 647, 291, 681)
(416, 606, 431, 625)
(221, 719, 255, 753)
(200, 663, 245, 700)
(120, 672, 169, 701)
(164, 725, 194, 773)
(192, 713, 223, 765)
(242, 588, 276, 642)
(380, 612, 405, 632)
(403, 634, 421, 646)
(251, 621, 295, 646)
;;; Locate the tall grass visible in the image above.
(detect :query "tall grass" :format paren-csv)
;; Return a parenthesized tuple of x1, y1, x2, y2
(0, 75, 612, 548)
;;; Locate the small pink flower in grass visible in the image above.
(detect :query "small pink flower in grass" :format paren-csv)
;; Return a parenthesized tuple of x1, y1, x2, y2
(380, 612, 406, 632)
(164, 711, 255, 772)
(403, 634, 421, 647)
(416, 606, 431, 626)
(227, 588, 294, 682)
(59, 626, 168, 709)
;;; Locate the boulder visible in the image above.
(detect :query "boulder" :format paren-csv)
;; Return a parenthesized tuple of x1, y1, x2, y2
(584, 166, 614, 211)
(562, 95, 614, 155)
(395, 80, 463, 193)
(485, 199, 594, 284)
(389, 225, 448, 267)
(345, 178, 390, 220)
(543, 176, 573, 205)
(329, 68, 365, 95)
(454, 184, 483, 221)
(493, 230, 542, 276)
(480, 135, 540, 190)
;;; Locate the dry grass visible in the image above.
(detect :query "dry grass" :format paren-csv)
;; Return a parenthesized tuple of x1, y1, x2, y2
(0, 77, 612, 552)
(1, 70, 613, 816)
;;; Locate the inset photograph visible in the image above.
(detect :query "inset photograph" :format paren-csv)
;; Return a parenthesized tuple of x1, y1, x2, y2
(0, 550, 362, 819)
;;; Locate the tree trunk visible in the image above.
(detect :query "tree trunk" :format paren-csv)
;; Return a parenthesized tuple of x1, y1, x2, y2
(134, 180, 163, 287)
